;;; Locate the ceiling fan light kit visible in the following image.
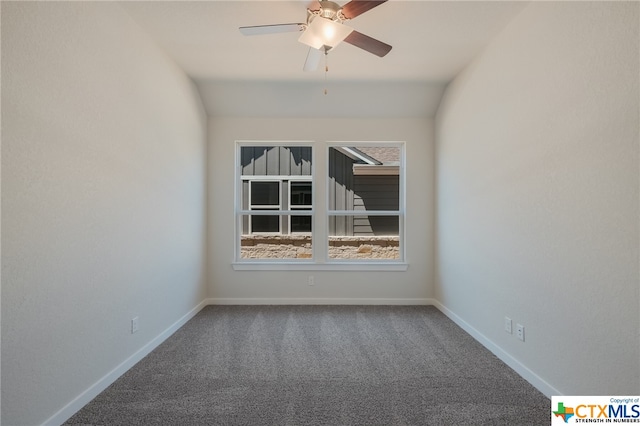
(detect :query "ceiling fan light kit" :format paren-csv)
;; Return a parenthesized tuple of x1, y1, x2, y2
(239, 0, 391, 72)
(298, 17, 353, 51)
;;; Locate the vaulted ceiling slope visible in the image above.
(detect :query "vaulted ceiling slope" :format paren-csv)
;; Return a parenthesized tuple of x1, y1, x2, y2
(120, 1, 528, 117)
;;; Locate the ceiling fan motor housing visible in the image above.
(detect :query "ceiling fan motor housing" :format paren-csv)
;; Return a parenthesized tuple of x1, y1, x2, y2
(313, 1, 346, 23)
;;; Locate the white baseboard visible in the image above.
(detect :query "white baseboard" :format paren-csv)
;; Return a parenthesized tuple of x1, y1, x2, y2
(431, 299, 560, 398)
(205, 297, 436, 305)
(43, 299, 209, 426)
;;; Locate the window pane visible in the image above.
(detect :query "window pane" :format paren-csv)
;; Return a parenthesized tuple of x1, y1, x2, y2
(251, 214, 279, 233)
(290, 182, 312, 206)
(241, 215, 312, 259)
(241, 146, 312, 176)
(291, 214, 312, 233)
(328, 146, 399, 211)
(328, 215, 399, 260)
(329, 214, 399, 237)
(251, 181, 279, 206)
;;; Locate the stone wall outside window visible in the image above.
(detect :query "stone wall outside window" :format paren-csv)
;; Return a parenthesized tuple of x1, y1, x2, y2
(240, 235, 399, 260)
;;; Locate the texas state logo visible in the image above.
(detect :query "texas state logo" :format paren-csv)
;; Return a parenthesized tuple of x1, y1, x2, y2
(551, 396, 640, 425)
(553, 401, 575, 423)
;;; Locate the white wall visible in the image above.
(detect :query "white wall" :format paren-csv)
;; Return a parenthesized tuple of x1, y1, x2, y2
(435, 1, 639, 396)
(208, 118, 434, 303)
(197, 81, 445, 118)
(1, 3, 208, 425)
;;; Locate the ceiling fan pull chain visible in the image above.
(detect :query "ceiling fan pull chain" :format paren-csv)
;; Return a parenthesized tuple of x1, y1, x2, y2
(324, 48, 329, 95)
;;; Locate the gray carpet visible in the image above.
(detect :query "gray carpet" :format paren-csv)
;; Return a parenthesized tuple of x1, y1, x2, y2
(65, 305, 550, 425)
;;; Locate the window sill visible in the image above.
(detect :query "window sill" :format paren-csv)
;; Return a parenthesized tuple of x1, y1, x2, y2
(232, 262, 409, 271)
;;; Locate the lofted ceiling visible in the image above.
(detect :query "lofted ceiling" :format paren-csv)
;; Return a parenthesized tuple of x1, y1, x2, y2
(120, 1, 529, 117)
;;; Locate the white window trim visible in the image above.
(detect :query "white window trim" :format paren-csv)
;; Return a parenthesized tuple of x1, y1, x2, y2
(232, 262, 408, 271)
(233, 140, 408, 271)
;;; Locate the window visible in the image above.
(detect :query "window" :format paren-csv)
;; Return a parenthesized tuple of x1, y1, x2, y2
(237, 144, 314, 260)
(235, 141, 405, 269)
(328, 144, 402, 261)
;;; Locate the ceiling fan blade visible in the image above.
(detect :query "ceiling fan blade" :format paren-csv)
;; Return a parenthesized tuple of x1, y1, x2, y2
(303, 47, 324, 72)
(344, 30, 392, 57)
(239, 23, 305, 36)
(340, 0, 388, 19)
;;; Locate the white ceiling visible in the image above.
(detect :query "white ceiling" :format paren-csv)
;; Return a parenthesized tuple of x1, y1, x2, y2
(120, 1, 529, 116)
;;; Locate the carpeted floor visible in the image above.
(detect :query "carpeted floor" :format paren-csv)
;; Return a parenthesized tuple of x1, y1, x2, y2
(65, 305, 550, 425)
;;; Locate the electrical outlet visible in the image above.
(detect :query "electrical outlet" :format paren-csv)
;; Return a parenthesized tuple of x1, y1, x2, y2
(308, 275, 315, 286)
(504, 317, 512, 334)
(131, 317, 139, 334)
(516, 323, 525, 341)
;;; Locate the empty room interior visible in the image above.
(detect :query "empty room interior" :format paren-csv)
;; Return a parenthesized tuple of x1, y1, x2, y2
(1, 1, 639, 425)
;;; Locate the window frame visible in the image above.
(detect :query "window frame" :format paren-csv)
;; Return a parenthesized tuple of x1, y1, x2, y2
(233, 140, 407, 271)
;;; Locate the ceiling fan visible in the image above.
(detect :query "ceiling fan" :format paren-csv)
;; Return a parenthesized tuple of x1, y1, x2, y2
(239, 0, 392, 72)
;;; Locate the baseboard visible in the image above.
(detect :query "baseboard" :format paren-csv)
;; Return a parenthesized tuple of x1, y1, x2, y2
(431, 299, 560, 398)
(43, 299, 209, 426)
(205, 297, 436, 305)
